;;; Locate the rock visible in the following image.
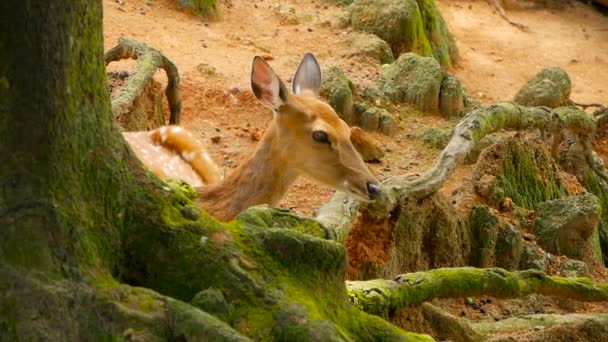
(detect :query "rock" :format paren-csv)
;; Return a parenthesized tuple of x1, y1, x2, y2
(513, 67, 571, 108)
(465, 134, 503, 164)
(351, 102, 397, 135)
(519, 245, 549, 271)
(365, 53, 443, 113)
(342, 32, 395, 64)
(350, 127, 385, 162)
(416, 127, 449, 149)
(349, 0, 457, 67)
(533, 193, 603, 265)
(559, 259, 589, 278)
(272, 4, 299, 25)
(439, 74, 465, 117)
(319, 66, 354, 123)
(472, 138, 566, 209)
(191, 288, 233, 321)
(469, 205, 499, 267)
(495, 224, 524, 270)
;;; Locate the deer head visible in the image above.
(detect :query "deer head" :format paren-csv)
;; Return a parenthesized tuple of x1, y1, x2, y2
(250, 53, 381, 201)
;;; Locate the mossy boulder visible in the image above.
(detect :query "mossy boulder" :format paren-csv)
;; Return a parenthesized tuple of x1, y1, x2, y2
(349, 0, 457, 67)
(519, 245, 549, 271)
(469, 205, 499, 267)
(559, 259, 589, 278)
(495, 223, 524, 270)
(438, 74, 465, 117)
(190, 288, 233, 321)
(513, 67, 571, 108)
(473, 138, 567, 209)
(533, 193, 603, 265)
(352, 101, 398, 134)
(365, 53, 443, 114)
(319, 66, 355, 124)
(176, 0, 217, 18)
(342, 32, 395, 65)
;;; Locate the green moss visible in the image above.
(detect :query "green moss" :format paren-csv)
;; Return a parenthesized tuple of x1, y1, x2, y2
(583, 171, 608, 265)
(497, 141, 566, 209)
(416, 127, 449, 149)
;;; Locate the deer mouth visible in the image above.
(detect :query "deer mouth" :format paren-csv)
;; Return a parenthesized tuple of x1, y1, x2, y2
(343, 180, 380, 202)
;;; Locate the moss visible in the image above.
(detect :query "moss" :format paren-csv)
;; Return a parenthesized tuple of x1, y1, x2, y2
(581, 171, 608, 265)
(416, 127, 449, 149)
(497, 140, 566, 209)
(319, 66, 355, 124)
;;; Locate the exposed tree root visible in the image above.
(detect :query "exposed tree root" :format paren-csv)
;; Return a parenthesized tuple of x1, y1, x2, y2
(105, 38, 182, 125)
(346, 267, 608, 317)
(316, 103, 596, 240)
(489, 0, 530, 32)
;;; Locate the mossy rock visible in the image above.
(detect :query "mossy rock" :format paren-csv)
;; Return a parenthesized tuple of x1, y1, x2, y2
(473, 138, 567, 209)
(495, 223, 524, 271)
(190, 288, 233, 321)
(319, 66, 354, 124)
(519, 245, 549, 271)
(176, 0, 218, 18)
(416, 127, 449, 149)
(352, 101, 398, 134)
(533, 193, 603, 265)
(349, 0, 457, 67)
(559, 259, 589, 278)
(513, 67, 571, 108)
(438, 74, 465, 117)
(365, 53, 443, 114)
(469, 205, 499, 267)
(342, 32, 395, 65)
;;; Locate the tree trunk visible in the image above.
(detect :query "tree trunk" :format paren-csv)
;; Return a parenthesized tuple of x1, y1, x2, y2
(0, 1, 429, 340)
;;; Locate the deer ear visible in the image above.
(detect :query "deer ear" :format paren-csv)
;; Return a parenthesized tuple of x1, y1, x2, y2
(251, 56, 288, 110)
(292, 52, 322, 96)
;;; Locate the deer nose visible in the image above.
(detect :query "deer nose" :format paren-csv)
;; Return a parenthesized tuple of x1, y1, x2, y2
(366, 181, 381, 200)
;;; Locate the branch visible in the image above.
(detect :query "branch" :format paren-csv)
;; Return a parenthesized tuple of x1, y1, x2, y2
(347, 267, 608, 316)
(488, 0, 530, 32)
(316, 103, 596, 237)
(105, 38, 182, 124)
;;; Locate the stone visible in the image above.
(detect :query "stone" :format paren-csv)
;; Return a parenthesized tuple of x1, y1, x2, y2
(513, 67, 571, 108)
(365, 53, 443, 114)
(469, 205, 499, 267)
(342, 32, 395, 64)
(495, 224, 524, 270)
(319, 66, 354, 124)
(533, 193, 603, 265)
(439, 74, 465, 117)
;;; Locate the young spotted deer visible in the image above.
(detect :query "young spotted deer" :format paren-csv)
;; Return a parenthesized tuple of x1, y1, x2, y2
(124, 53, 380, 221)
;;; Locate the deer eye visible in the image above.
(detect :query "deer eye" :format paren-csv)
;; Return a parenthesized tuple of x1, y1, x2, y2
(312, 130, 330, 144)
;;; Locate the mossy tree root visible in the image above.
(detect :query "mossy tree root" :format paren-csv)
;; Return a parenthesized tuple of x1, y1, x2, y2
(316, 103, 597, 241)
(346, 267, 608, 317)
(105, 37, 182, 124)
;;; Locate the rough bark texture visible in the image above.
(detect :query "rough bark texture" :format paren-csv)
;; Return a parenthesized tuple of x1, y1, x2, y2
(0, 1, 431, 340)
(105, 38, 182, 125)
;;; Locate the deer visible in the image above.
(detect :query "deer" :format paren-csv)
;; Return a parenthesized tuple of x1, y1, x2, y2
(123, 53, 381, 221)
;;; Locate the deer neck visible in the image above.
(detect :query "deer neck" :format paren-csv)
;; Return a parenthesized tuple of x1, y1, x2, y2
(196, 124, 298, 221)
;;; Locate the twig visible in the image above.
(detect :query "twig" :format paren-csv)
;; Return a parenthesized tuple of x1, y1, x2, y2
(489, 0, 530, 32)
